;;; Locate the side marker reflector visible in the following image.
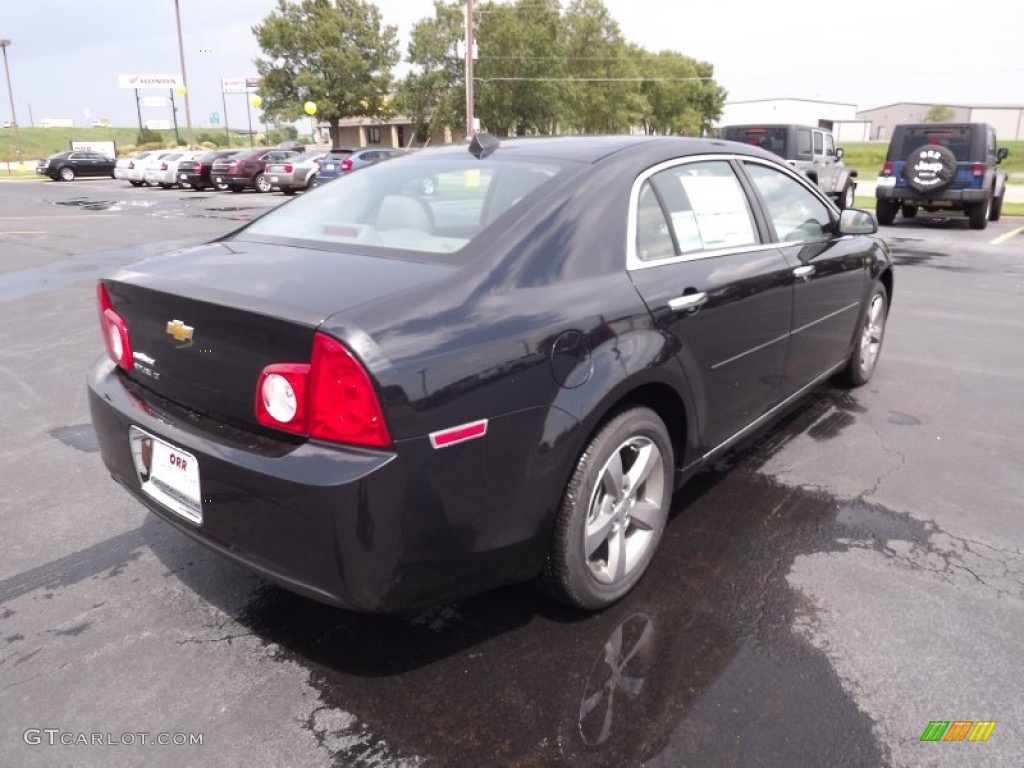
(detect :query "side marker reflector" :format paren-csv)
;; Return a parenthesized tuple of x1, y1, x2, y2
(429, 419, 488, 449)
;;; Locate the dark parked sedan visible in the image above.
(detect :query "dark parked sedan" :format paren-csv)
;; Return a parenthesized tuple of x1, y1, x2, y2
(177, 150, 242, 191)
(209, 148, 299, 193)
(89, 135, 892, 614)
(36, 151, 116, 181)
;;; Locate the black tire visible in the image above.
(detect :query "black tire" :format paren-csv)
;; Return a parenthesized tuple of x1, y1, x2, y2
(542, 406, 674, 611)
(279, 186, 296, 196)
(989, 192, 1003, 222)
(903, 144, 957, 193)
(838, 181, 855, 210)
(968, 196, 990, 230)
(901, 204, 917, 219)
(129, 180, 143, 187)
(192, 183, 208, 191)
(229, 186, 244, 193)
(876, 199, 897, 226)
(159, 183, 173, 189)
(254, 174, 272, 193)
(214, 182, 229, 191)
(59, 166, 75, 182)
(837, 283, 888, 388)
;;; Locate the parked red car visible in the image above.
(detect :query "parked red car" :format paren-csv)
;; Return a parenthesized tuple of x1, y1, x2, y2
(210, 148, 300, 193)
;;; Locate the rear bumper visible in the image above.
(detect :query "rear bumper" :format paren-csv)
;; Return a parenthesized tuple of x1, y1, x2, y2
(87, 358, 552, 613)
(213, 173, 257, 188)
(876, 184, 987, 204)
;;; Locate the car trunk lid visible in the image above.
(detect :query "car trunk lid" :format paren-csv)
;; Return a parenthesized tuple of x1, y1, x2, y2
(102, 240, 454, 433)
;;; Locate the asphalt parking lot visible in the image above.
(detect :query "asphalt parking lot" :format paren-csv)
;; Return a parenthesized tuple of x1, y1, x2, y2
(1, 177, 1022, 767)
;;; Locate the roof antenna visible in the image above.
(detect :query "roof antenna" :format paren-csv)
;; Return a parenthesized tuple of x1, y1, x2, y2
(469, 132, 499, 159)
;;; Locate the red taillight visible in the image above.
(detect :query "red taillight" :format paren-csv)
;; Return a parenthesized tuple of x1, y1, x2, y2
(128, 161, 135, 169)
(254, 333, 390, 447)
(195, 163, 204, 173)
(341, 158, 353, 172)
(971, 163, 984, 178)
(284, 164, 293, 173)
(96, 282, 133, 371)
(881, 161, 894, 177)
(160, 162, 168, 171)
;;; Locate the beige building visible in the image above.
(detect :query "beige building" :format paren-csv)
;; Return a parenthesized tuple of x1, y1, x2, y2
(856, 103, 1024, 141)
(319, 116, 464, 149)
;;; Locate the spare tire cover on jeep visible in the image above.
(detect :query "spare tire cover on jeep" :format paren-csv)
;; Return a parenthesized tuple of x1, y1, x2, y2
(903, 144, 957, 193)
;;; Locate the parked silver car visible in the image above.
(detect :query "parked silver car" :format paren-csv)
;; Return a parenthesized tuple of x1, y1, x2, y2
(265, 150, 325, 195)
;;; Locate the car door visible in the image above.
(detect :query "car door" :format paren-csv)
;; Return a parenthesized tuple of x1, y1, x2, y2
(740, 159, 867, 392)
(627, 158, 794, 450)
(811, 130, 835, 193)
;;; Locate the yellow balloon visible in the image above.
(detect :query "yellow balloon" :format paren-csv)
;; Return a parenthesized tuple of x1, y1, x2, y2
(303, 101, 317, 116)
(250, 95, 262, 108)
(175, 85, 187, 96)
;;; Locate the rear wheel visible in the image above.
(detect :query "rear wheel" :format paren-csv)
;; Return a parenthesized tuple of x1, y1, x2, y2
(989, 192, 1004, 222)
(229, 186, 244, 193)
(214, 182, 229, 191)
(968, 196, 990, 230)
(159, 183, 173, 189)
(129, 180, 143, 187)
(542, 406, 673, 610)
(59, 166, 76, 182)
(254, 174, 272, 193)
(901, 204, 917, 219)
(279, 186, 296, 196)
(876, 199, 897, 225)
(837, 283, 888, 387)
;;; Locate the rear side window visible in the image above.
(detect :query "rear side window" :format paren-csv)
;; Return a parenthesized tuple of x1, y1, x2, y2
(892, 126, 973, 160)
(637, 160, 759, 259)
(813, 132, 824, 154)
(796, 130, 812, 159)
(723, 126, 788, 156)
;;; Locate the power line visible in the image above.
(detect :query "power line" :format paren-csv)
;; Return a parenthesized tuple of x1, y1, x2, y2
(475, 76, 716, 82)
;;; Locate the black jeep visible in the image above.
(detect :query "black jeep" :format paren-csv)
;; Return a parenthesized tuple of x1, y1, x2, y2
(875, 122, 1009, 229)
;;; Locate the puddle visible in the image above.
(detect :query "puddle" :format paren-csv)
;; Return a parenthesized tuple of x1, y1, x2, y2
(49, 424, 99, 453)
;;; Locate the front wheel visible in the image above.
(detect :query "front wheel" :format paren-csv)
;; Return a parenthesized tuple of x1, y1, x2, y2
(254, 174, 272, 193)
(229, 185, 244, 193)
(837, 284, 888, 387)
(129, 180, 143, 187)
(279, 186, 296, 196)
(542, 407, 674, 611)
(838, 182, 855, 210)
(59, 166, 76, 182)
(876, 199, 897, 226)
(214, 182, 229, 191)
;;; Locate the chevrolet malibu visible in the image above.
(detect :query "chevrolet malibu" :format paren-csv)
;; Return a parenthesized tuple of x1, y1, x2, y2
(89, 135, 893, 613)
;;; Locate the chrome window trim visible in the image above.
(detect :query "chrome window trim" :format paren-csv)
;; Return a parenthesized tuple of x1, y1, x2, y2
(626, 153, 836, 271)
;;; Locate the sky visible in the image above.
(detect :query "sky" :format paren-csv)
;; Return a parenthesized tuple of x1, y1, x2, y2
(1, 0, 1021, 129)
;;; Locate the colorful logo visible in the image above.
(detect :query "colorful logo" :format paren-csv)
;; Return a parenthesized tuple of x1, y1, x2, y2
(920, 721, 997, 742)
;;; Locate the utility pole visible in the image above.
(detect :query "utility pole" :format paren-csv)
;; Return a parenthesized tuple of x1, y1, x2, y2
(464, 0, 475, 139)
(0, 39, 20, 159)
(173, 0, 195, 147)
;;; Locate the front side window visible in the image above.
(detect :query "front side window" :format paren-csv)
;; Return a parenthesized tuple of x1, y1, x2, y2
(813, 131, 824, 154)
(746, 163, 832, 242)
(825, 134, 836, 157)
(796, 130, 812, 159)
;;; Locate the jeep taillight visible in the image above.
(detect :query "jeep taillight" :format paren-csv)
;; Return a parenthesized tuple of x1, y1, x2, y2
(971, 163, 985, 178)
(881, 162, 894, 177)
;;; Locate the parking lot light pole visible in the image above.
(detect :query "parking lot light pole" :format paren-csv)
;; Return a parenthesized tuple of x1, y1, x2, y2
(173, 1, 195, 147)
(0, 39, 21, 160)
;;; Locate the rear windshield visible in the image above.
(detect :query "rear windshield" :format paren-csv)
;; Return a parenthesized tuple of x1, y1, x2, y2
(891, 126, 973, 160)
(722, 126, 788, 156)
(241, 151, 576, 256)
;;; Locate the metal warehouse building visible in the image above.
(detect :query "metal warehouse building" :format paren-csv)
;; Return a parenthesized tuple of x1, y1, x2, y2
(856, 103, 1024, 141)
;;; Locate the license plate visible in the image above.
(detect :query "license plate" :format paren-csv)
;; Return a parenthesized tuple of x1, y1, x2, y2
(129, 426, 203, 525)
(179, 173, 187, 180)
(270, 176, 279, 183)
(324, 164, 335, 171)
(876, 176, 896, 188)
(215, 176, 223, 183)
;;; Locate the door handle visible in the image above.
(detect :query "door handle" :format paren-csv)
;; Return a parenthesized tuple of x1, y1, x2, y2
(793, 265, 815, 281)
(668, 292, 708, 312)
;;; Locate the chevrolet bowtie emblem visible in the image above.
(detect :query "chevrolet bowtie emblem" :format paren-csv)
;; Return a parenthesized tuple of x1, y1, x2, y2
(166, 319, 195, 346)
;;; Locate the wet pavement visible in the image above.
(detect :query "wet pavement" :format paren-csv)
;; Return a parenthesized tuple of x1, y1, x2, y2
(1, 180, 1023, 766)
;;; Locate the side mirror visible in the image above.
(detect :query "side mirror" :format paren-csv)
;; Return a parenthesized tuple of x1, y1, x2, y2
(836, 147, 845, 161)
(838, 208, 878, 235)
(996, 147, 1008, 162)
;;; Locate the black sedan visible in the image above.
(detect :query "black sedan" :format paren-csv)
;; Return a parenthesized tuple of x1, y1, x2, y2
(37, 150, 117, 181)
(88, 135, 892, 613)
(177, 149, 242, 191)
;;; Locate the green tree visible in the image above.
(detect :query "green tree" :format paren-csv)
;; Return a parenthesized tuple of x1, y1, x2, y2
(253, 0, 399, 147)
(924, 104, 955, 122)
(475, 0, 565, 136)
(394, 1, 465, 143)
(638, 51, 726, 136)
(561, 0, 645, 134)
